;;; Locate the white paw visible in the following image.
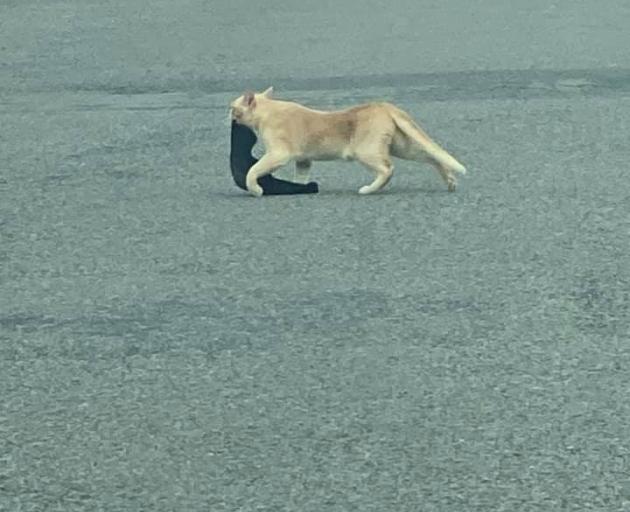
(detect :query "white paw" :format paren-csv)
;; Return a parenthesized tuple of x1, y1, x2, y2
(248, 184, 264, 197)
(358, 185, 373, 195)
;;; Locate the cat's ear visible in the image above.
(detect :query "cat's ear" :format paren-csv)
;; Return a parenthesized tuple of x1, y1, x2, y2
(261, 86, 274, 98)
(243, 91, 256, 108)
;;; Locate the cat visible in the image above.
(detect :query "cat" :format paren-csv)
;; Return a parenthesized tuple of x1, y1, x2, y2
(230, 87, 467, 197)
(230, 120, 319, 195)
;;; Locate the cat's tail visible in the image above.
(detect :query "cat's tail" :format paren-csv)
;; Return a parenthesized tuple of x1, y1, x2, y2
(389, 106, 467, 175)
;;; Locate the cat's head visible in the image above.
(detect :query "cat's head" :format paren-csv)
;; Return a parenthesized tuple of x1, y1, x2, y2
(230, 87, 273, 126)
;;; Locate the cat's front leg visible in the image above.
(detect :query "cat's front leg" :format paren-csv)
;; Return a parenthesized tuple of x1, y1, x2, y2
(294, 159, 312, 184)
(246, 152, 291, 197)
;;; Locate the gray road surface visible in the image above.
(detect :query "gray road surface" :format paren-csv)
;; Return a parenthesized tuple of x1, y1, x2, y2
(1, 1, 630, 511)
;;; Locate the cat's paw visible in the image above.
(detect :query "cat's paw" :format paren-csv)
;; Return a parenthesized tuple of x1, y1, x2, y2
(358, 185, 373, 195)
(247, 183, 264, 197)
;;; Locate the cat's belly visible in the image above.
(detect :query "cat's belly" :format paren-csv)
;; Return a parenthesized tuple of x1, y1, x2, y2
(307, 148, 354, 161)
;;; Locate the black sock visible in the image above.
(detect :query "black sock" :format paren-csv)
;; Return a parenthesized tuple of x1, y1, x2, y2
(230, 121, 319, 195)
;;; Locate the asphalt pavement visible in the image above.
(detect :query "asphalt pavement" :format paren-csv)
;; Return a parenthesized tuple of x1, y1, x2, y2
(1, 1, 630, 511)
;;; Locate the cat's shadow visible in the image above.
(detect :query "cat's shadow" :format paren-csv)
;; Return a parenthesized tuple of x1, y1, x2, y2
(212, 186, 448, 200)
(319, 186, 447, 197)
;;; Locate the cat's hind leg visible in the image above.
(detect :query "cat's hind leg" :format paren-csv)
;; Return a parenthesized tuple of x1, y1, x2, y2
(435, 161, 458, 192)
(356, 154, 393, 195)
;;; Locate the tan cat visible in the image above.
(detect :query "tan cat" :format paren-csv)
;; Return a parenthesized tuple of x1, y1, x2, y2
(230, 87, 466, 197)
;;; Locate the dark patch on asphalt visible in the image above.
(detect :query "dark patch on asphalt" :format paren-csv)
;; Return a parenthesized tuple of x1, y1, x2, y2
(43, 67, 630, 102)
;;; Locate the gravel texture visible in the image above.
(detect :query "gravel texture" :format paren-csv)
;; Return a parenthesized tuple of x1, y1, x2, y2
(1, 1, 630, 511)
